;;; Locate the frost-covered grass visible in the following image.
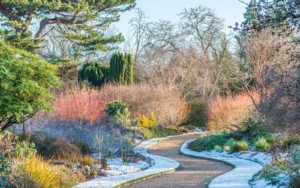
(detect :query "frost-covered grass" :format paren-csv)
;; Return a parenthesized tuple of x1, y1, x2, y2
(190, 128, 300, 188)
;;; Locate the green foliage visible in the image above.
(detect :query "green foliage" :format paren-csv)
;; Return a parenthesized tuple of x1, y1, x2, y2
(0, 0, 136, 55)
(13, 174, 42, 188)
(214, 145, 222, 152)
(137, 126, 179, 140)
(224, 118, 265, 141)
(105, 100, 130, 117)
(290, 173, 300, 188)
(260, 159, 289, 187)
(190, 119, 275, 153)
(232, 141, 249, 152)
(105, 100, 131, 127)
(223, 138, 236, 151)
(30, 136, 82, 160)
(0, 155, 11, 187)
(0, 30, 45, 53)
(282, 136, 300, 148)
(288, 145, 300, 188)
(254, 137, 271, 152)
(109, 52, 134, 85)
(71, 140, 91, 156)
(6, 141, 36, 159)
(183, 100, 207, 127)
(189, 133, 227, 152)
(0, 39, 60, 131)
(78, 62, 109, 87)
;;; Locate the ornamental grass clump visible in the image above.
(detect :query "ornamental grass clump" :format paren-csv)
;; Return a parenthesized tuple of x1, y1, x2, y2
(18, 156, 60, 188)
(232, 141, 249, 152)
(254, 137, 271, 152)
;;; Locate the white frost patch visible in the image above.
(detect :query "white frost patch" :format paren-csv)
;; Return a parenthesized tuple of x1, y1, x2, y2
(105, 158, 150, 176)
(74, 138, 180, 188)
(180, 139, 264, 188)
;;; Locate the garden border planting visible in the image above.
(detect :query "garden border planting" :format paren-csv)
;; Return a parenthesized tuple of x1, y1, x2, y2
(74, 133, 203, 188)
(180, 139, 264, 188)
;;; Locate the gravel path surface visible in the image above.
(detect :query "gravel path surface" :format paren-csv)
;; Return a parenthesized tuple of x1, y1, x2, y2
(122, 134, 233, 188)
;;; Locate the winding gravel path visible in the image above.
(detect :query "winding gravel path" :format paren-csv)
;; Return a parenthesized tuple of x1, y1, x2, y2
(122, 134, 233, 188)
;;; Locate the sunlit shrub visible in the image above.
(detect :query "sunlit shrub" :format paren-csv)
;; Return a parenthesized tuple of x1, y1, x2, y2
(79, 155, 94, 166)
(206, 92, 259, 130)
(99, 84, 188, 127)
(254, 137, 271, 152)
(137, 113, 158, 128)
(232, 141, 249, 152)
(223, 138, 236, 151)
(189, 133, 227, 152)
(52, 89, 106, 123)
(6, 141, 36, 159)
(18, 156, 60, 188)
(105, 100, 131, 127)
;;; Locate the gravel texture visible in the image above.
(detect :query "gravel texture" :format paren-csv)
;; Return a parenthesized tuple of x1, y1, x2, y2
(123, 134, 232, 188)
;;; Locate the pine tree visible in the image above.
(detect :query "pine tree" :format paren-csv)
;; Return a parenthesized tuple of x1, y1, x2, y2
(0, 0, 136, 55)
(243, 0, 259, 30)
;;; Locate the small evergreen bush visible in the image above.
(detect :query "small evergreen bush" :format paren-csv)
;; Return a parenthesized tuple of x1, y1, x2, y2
(223, 138, 236, 151)
(254, 137, 271, 152)
(189, 133, 227, 152)
(105, 100, 131, 127)
(137, 113, 158, 128)
(232, 141, 249, 152)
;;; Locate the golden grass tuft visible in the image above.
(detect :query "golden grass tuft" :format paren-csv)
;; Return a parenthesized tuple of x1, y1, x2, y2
(19, 156, 60, 188)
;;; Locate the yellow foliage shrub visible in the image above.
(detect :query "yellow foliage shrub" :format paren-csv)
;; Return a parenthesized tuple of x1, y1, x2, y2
(18, 156, 60, 188)
(137, 113, 157, 128)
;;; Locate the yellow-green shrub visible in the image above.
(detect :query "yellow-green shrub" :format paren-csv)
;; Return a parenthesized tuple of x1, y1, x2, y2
(18, 156, 60, 188)
(137, 113, 157, 128)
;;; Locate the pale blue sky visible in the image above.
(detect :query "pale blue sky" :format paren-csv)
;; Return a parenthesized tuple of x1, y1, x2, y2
(114, 0, 249, 37)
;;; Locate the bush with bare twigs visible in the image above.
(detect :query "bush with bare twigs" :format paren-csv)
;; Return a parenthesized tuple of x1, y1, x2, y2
(98, 84, 188, 127)
(206, 92, 259, 130)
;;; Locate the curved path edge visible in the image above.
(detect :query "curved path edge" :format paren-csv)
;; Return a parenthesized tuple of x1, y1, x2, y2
(180, 139, 263, 188)
(75, 133, 203, 188)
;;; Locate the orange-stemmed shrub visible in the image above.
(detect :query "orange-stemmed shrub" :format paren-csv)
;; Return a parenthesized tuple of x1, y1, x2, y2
(52, 89, 107, 123)
(206, 92, 259, 130)
(51, 84, 188, 126)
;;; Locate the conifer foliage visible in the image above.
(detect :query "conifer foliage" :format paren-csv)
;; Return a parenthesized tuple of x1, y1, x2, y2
(78, 62, 109, 87)
(78, 52, 134, 87)
(109, 52, 134, 85)
(0, 0, 136, 55)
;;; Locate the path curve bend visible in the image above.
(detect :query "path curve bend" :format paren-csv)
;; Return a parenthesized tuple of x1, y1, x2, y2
(123, 134, 232, 188)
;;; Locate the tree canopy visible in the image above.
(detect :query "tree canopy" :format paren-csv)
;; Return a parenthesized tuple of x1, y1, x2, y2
(238, 0, 297, 32)
(0, 0, 136, 56)
(0, 39, 60, 131)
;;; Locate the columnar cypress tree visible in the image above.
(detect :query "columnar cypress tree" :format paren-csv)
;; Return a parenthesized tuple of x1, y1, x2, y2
(109, 52, 134, 85)
(78, 62, 109, 87)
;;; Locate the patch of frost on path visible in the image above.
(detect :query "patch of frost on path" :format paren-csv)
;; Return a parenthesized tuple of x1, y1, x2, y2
(180, 139, 264, 188)
(75, 133, 202, 188)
